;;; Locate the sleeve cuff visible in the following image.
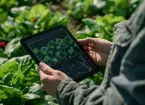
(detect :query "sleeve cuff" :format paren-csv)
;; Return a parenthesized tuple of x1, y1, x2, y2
(56, 78, 79, 100)
(57, 78, 74, 91)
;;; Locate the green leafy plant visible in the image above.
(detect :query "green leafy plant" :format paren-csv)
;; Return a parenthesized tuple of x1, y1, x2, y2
(66, 0, 98, 20)
(102, 0, 141, 18)
(0, 4, 68, 41)
(0, 0, 141, 104)
(76, 14, 125, 41)
(63, 0, 141, 20)
(0, 55, 59, 105)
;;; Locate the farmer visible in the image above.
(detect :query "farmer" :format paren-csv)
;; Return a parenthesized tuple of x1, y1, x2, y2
(38, 0, 145, 105)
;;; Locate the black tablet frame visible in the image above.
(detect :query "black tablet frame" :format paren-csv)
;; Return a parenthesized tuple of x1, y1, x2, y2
(20, 25, 99, 81)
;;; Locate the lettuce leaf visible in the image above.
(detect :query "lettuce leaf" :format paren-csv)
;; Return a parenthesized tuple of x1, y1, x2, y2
(0, 85, 26, 105)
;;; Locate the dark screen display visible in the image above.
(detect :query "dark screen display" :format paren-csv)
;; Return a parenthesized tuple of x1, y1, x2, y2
(27, 28, 96, 80)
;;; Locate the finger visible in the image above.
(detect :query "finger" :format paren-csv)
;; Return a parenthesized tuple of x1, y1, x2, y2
(39, 69, 54, 80)
(88, 50, 93, 54)
(83, 46, 93, 51)
(78, 39, 89, 46)
(39, 62, 53, 75)
(87, 50, 94, 55)
(78, 38, 95, 45)
(39, 69, 49, 81)
(87, 51, 96, 62)
(83, 46, 89, 51)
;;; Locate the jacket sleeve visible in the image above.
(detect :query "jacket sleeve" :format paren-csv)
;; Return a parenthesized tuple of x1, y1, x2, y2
(56, 64, 145, 105)
(56, 78, 105, 105)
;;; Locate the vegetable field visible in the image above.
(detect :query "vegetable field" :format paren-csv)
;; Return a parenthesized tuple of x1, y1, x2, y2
(0, 0, 141, 105)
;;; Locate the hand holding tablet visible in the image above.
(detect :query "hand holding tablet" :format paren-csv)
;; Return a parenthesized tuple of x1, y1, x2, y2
(21, 25, 98, 81)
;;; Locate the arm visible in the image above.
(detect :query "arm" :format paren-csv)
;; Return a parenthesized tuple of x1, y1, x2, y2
(56, 0, 145, 104)
(57, 78, 105, 105)
(38, 1, 145, 105)
(57, 30, 145, 104)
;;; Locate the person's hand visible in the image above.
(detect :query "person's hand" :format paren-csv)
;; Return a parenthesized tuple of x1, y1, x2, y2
(78, 38, 112, 66)
(38, 62, 68, 97)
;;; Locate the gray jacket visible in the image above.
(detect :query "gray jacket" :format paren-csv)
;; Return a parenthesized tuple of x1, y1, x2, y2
(56, 0, 145, 105)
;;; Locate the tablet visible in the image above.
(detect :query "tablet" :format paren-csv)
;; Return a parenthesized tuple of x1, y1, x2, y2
(21, 25, 98, 81)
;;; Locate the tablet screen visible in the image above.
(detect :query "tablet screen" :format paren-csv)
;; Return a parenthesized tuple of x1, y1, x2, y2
(24, 27, 97, 80)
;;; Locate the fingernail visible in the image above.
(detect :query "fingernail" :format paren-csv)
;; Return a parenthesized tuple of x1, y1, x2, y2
(39, 62, 45, 69)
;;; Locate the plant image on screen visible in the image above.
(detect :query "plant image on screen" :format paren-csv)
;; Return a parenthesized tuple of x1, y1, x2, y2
(32, 35, 78, 66)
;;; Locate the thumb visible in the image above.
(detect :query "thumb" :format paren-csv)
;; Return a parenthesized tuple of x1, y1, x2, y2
(78, 38, 90, 46)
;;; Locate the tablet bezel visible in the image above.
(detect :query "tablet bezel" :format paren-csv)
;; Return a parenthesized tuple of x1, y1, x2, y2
(20, 25, 99, 81)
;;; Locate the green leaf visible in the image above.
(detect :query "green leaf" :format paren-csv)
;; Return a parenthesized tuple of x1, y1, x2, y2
(93, 0, 106, 9)
(0, 0, 16, 8)
(15, 10, 30, 23)
(28, 83, 42, 95)
(11, 7, 21, 17)
(8, 55, 32, 67)
(33, 48, 39, 54)
(0, 8, 8, 24)
(35, 9, 50, 27)
(0, 48, 6, 57)
(44, 56, 50, 63)
(11, 6, 29, 17)
(40, 9, 50, 22)
(76, 31, 93, 39)
(24, 93, 40, 100)
(0, 60, 25, 88)
(51, 58, 58, 63)
(0, 61, 18, 78)
(57, 15, 68, 25)
(79, 14, 125, 41)
(0, 85, 26, 105)
(0, 55, 39, 89)
(2, 73, 13, 85)
(55, 51, 60, 57)
(93, 73, 103, 85)
(4, 38, 26, 58)
(0, 58, 8, 66)
(47, 16, 58, 27)
(30, 4, 46, 18)
(86, 3, 98, 16)
(64, 44, 68, 48)
(67, 47, 74, 54)
(82, 18, 97, 32)
(84, 0, 93, 11)
(9, 56, 39, 87)
(69, 3, 85, 20)
(11, 70, 25, 87)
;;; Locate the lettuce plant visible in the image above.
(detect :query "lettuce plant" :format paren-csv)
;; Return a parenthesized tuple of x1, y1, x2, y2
(76, 14, 125, 41)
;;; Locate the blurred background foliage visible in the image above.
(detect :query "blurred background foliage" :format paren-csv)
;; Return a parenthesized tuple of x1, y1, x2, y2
(0, 0, 142, 105)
